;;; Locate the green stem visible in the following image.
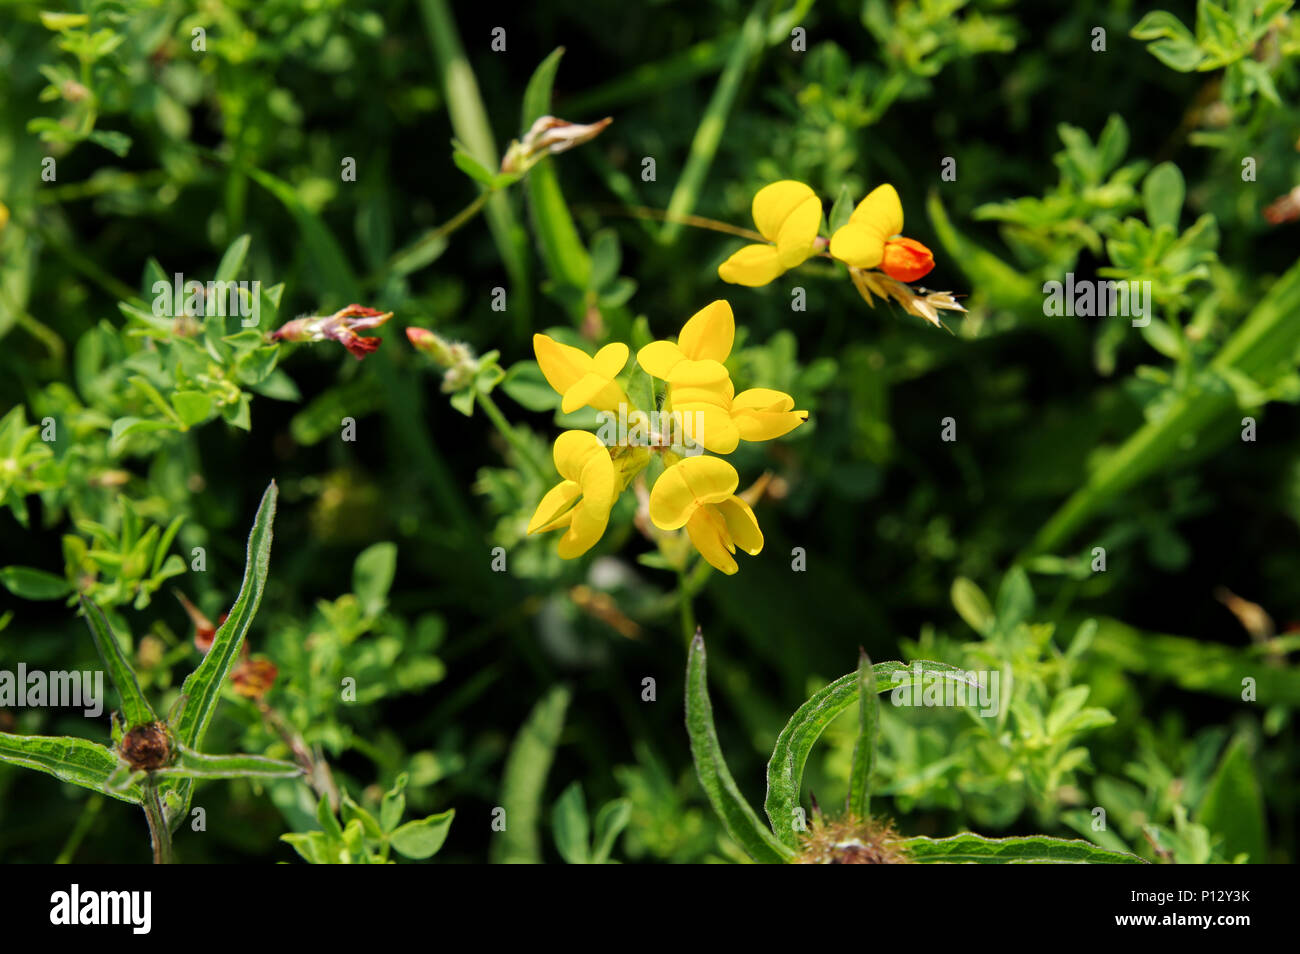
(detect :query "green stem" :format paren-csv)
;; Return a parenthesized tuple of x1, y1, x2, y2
(142, 780, 173, 864)
(377, 190, 493, 283)
(477, 390, 550, 483)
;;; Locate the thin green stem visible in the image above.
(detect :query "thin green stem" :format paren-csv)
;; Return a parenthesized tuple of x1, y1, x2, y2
(380, 190, 492, 282)
(477, 390, 550, 483)
(142, 780, 173, 864)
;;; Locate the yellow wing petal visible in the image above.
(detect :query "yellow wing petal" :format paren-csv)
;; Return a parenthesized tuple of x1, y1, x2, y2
(527, 480, 581, 534)
(533, 334, 591, 395)
(718, 244, 784, 286)
(636, 340, 686, 380)
(731, 387, 806, 442)
(592, 341, 630, 380)
(751, 180, 817, 242)
(677, 300, 735, 362)
(667, 358, 731, 388)
(828, 221, 886, 269)
(648, 456, 738, 530)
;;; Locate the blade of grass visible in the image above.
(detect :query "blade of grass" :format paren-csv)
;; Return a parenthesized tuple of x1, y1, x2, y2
(1027, 256, 1300, 555)
(522, 47, 592, 291)
(660, 0, 771, 244)
(419, 0, 532, 336)
(490, 685, 570, 864)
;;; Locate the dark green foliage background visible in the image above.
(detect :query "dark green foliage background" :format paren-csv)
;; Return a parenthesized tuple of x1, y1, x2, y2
(0, 0, 1296, 862)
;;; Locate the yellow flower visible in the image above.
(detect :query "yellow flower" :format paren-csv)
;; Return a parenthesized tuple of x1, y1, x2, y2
(637, 300, 806, 454)
(527, 430, 617, 558)
(718, 181, 822, 287)
(533, 334, 630, 413)
(648, 456, 763, 575)
(828, 184, 935, 282)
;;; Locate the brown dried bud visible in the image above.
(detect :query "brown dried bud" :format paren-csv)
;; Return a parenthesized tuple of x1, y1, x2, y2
(118, 722, 174, 773)
(794, 815, 910, 864)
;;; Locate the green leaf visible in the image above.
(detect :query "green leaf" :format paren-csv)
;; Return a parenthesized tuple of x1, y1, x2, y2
(552, 781, 591, 864)
(0, 566, 72, 600)
(847, 651, 878, 818)
(900, 832, 1144, 864)
(828, 184, 854, 233)
(1143, 162, 1185, 231)
(0, 733, 142, 804)
(951, 577, 995, 634)
(166, 481, 277, 824)
(765, 659, 983, 848)
(590, 798, 631, 864)
(1198, 736, 1266, 862)
(340, 793, 383, 840)
(686, 633, 793, 863)
(215, 234, 251, 283)
(490, 685, 570, 864)
(154, 744, 302, 781)
(352, 542, 397, 618)
(171, 390, 214, 428)
(390, 809, 455, 859)
(381, 773, 408, 832)
(80, 595, 157, 728)
(452, 148, 496, 187)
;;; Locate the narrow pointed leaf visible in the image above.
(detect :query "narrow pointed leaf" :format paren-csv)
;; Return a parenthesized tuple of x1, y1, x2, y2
(847, 650, 878, 819)
(153, 744, 303, 781)
(766, 660, 982, 847)
(0, 732, 142, 804)
(899, 833, 1144, 864)
(80, 595, 157, 729)
(166, 480, 277, 824)
(686, 633, 792, 863)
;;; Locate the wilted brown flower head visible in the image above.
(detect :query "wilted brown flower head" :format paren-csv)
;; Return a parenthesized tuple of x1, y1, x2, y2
(270, 304, 394, 359)
(119, 722, 174, 773)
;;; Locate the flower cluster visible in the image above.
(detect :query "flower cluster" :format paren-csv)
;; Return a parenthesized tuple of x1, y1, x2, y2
(270, 304, 393, 359)
(527, 300, 806, 575)
(717, 180, 966, 327)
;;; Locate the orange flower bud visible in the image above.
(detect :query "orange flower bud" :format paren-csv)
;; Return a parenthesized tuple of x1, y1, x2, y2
(880, 237, 935, 283)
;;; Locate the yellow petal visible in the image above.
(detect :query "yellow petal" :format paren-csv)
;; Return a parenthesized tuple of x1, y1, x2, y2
(828, 221, 886, 269)
(648, 456, 738, 531)
(667, 358, 730, 388)
(685, 508, 739, 575)
(775, 193, 821, 268)
(561, 373, 625, 414)
(718, 244, 784, 286)
(578, 449, 617, 512)
(557, 501, 609, 558)
(636, 340, 686, 380)
(527, 480, 581, 533)
(552, 430, 604, 482)
(731, 387, 807, 442)
(715, 497, 763, 555)
(677, 300, 734, 363)
(592, 341, 630, 380)
(851, 183, 903, 236)
(533, 334, 591, 395)
(752, 180, 817, 242)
